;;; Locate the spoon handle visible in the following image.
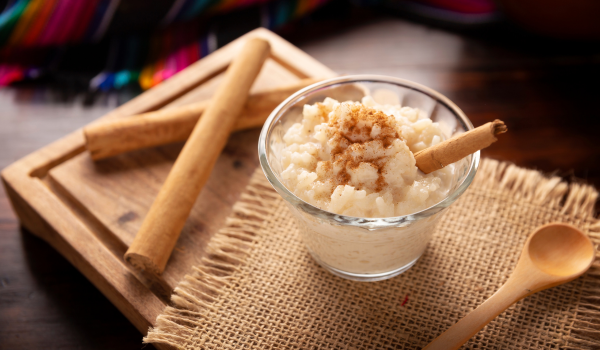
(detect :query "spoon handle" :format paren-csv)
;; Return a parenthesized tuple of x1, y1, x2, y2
(423, 278, 529, 350)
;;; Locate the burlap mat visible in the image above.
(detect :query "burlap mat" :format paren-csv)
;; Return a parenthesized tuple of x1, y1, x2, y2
(146, 159, 600, 349)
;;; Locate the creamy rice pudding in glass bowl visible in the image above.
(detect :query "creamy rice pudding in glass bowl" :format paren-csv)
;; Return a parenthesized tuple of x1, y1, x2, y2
(258, 75, 479, 281)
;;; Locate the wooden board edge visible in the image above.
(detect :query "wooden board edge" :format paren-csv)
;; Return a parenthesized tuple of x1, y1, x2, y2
(1, 169, 170, 348)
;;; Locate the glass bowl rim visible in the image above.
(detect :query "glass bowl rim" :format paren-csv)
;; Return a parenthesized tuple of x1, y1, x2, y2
(258, 74, 480, 226)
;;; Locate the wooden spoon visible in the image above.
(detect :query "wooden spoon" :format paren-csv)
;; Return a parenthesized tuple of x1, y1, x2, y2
(424, 223, 595, 350)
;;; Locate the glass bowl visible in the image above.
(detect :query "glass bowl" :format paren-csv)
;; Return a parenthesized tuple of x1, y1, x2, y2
(258, 75, 479, 282)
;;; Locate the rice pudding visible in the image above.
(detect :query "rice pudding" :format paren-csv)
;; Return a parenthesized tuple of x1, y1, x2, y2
(280, 96, 454, 218)
(259, 76, 477, 280)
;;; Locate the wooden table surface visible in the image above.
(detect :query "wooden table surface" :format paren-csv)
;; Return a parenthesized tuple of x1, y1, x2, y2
(1, 16, 599, 349)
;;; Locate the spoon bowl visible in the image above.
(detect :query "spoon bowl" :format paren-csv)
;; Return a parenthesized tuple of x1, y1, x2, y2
(528, 223, 595, 277)
(424, 222, 595, 350)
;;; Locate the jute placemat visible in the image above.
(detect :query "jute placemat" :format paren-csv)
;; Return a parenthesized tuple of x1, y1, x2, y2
(146, 159, 600, 349)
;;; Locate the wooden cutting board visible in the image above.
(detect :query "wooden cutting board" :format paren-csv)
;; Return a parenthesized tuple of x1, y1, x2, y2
(1, 28, 335, 349)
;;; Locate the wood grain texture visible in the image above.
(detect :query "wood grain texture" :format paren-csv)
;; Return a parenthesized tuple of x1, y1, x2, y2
(1, 17, 599, 350)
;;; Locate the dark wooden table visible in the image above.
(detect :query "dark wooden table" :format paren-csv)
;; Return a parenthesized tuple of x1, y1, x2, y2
(1, 16, 599, 349)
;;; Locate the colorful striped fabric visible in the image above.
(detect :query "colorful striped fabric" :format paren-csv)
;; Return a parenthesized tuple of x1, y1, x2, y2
(0, 0, 331, 89)
(0, 0, 496, 90)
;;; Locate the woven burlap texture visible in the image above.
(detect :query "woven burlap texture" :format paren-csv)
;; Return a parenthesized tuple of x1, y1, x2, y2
(146, 158, 600, 349)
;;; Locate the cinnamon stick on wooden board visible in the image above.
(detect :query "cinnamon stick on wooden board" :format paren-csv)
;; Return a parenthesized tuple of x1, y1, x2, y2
(415, 119, 507, 174)
(84, 78, 322, 160)
(124, 38, 271, 274)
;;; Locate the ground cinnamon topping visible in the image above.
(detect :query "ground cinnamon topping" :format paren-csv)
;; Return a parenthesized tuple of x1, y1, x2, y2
(321, 103, 400, 193)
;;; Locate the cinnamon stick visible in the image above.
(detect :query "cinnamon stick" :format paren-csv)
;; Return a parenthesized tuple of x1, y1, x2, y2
(124, 38, 270, 274)
(84, 78, 321, 160)
(415, 120, 507, 174)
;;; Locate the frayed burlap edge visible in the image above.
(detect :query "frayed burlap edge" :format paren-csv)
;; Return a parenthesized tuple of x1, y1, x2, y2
(144, 158, 600, 349)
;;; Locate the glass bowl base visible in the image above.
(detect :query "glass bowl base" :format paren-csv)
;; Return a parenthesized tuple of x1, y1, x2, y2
(307, 249, 421, 282)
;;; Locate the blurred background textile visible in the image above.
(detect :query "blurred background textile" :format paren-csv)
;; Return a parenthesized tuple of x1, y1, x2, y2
(2, 0, 598, 95)
(0, 0, 503, 92)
